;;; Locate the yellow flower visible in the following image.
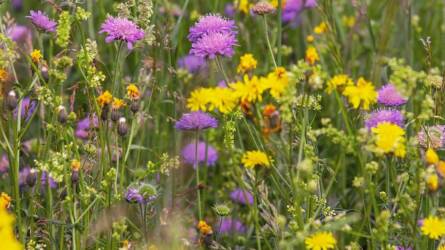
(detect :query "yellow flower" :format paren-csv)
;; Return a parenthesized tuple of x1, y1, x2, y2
(187, 87, 212, 111)
(438, 244, 445, 250)
(0, 193, 11, 209)
(326, 74, 353, 93)
(342, 16, 356, 28)
(0, 206, 22, 250)
(421, 216, 445, 240)
(306, 35, 315, 43)
(236, 0, 251, 14)
(30, 49, 42, 63)
(208, 87, 238, 114)
(197, 220, 213, 235)
(97, 91, 113, 107)
(314, 22, 328, 34)
(0, 69, 8, 82)
(230, 75, 267, 103)
(426, 148, 439, 165)
(426, 173, 439, 192)
(436, 161, 445, 177)
(305, 46, 319, 65)
(371, 122, 406, 158)
(305, 231, 337, 250)
(269, 0, 286, 8)
(242, 150, 271, 168)
(112, 98, 126, 110)
(237, 53, 257, 74)
(342, 77, 377, 110)
(262, 67, 289, 99)
(71, 159, 81, 171)
(126, 84, 140, 100)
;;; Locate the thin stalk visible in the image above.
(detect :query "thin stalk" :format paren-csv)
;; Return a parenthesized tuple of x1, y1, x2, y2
(263, 16, 277, 68)
(194, 130, 202, 220)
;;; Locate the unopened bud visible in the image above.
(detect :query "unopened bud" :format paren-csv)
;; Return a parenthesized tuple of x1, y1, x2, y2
(26, 169, 37, 187)
(110, 110, 121, 122)
(6, 91, 18, 111)
(130, 102, 140, 113)
(57, 106, 68, 124)
(251, 1, 275, 15)
(117, 117, 128, 136)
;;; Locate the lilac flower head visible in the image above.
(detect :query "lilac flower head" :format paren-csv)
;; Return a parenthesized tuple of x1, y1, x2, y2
(395, 246, 412, 250)
(377, 84, 407, 106)
(125, 183, 157, 204)
(305, 0, 318, 8)
(181, 141, 218, 167)
(365, 109, 404, 129)
(41, 171, 57, 189)
(190, 32, 236, 59)
(19, 167, 37, 187)
(7, 25, 32, 43)
(12, 0, 23, 11)
(230, 188, 254, 205)
(282, 0, 304, 24)
(175, 111, 218, 130)
(14, 97, 37, 121)
(188, 14, 237, 43)
(99, 16, 145, 50)
(125, 188, 144, 203)
(0, 154, 9, 174)
(217, 218, 247, 234)
(417, 125, 445, 149)
(177, 54, 207, 74)
(75, 115, 99, 139)
(224, 4, 236, 18)
(27, 10, 57, 33)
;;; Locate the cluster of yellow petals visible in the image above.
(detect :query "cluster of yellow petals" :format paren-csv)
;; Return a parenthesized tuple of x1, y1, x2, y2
(0, 194, 22, 250)
(241, 150, 271, 169)
(237, 53, 257, 74)
(197, 220, 213, 235)
(127, 84, 141, 100)
(30, 49, 42, 63)
(342, 77, 377, 110)
(371, 122, 406, 158)
(97, 90, 113, 107)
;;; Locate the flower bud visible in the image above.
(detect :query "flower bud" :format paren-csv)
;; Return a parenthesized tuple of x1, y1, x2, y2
(130, 102, 140, 113)
(26, 169, 37, 187)
(251, 1, 275, 15)
(57, 106, 68, 124)
(41, 64, 49, 81)
(100, 106, 109, 121)
(110, 110, 121, 122)
(117, 117, 128, 136)
(6, 90, 18, 111)
(71, 170, 79, 185)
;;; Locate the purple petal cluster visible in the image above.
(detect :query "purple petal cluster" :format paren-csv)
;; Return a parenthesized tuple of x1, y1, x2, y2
(188, 14, 237, 59)
(125, 188, 144, 203)
(230, 188, 254, 205)
(7, 25, 32, 43)
(377, 84, 407, 106)
(27, 10, 57, 33)
(14, 97, 37, 121)
(181, 141, 218, 167)
(177, 54, 207, 74)
(395, 246, 412, 250)
(100, 16, 145, 50)
(0, 154, 9, 174)
(41, 171, 58, 189)
(282, 0, 317, 26)
(217, 218, 247, 234)
(125, 184, 157, 204)
(417, 125, 445, 149)
(75, 115, 98, 139)
(175, 111, 218, 131)
(365, 109, 404, 129)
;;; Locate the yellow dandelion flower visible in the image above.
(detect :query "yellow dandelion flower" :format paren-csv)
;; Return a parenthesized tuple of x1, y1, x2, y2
(242, 150, 271, 168)
(0, 206, 23, 250)
(426, 148, 439, 165)
(112, 98, 126, 110)
(306, 35, 315, 43)
(342, 77, 377, 110)
(326, 74, 354, 93)
(305, 46, 320, 65)
(0, 69, 8, 82)
(197, 220, 213, 235)
(0, 193, 11, 209)
(30, 49, 42, 63)
(371, 122, 406, 158)
(438, 244, 445, 250)
(236, 0, 251, 14)
(230, 75, 267, 103)
(263, 67, 289, 99)
(237, 53, 258, 74)
(426, 174, 439, 192)
(305, 231, 337, 250)
(126, 84, 140, 100)
(187, 87, 212, 111)
(208, 87, 238, 114)
(421, 216, 445, 240)
(97, 91, 113, 107)
(436, 161, 445, 177)
(71, 159, 81, 172)
(314, 22, 328, 34)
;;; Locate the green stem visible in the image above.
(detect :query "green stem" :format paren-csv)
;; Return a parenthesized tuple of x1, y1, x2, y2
(263, 16, 277, 68)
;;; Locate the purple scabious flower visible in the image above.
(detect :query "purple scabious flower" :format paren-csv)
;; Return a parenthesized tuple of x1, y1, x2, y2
(217, 218, 247, 234)
(224, 4, 236, 18)
(27, 10, 57, 33)
(7, 25, 31, 43)
(125, 188, 144, 204)
(41, 171, 57, 189)
(19, 167, 37, 187)
(188, 14, 237, 43)
(177, 54, 207, 74)
(181, 141, 218, 167)
(365, 109, 404, 129)
(417, 125, 445, 149)
(282, 0, 304, 24)
(175, 111, 218, 131)
(125, 184, 157, 204)
(190, 32, 236, 59)
(230, 188, 254, 205)
(377, 84, 407, 106)
(12, 0, 23, 11)
(0, 154, 9, 174)
(14, 97, 37, 121)
(75, 115, 98, 139)
(305, 0, 318, 8)
(99, 16, 145, 50)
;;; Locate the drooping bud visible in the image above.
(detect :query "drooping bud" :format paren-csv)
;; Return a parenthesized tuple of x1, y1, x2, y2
(6, 90, 18, 111)
(130, 102, 140, 113)
(117, 117, 128, 136)
(57, 105, 68, 124)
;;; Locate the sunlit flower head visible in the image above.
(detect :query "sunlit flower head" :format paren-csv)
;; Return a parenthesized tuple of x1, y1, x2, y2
(305, 46, 319, 65)
(126, 84, 141, 100)
(190, 32, 237, 59)
(99, 16, 145, 50)
(217, 218, 246, 234)
(426, 173, 439, 192)
(0, 204, 23, 250)
(371, 122, 406, 158)
(235, 0, 251, 14)
(262, 67, 289, 99)
(365, 109, 404, 129)
(0, 69, 8, 82)
(0, 193, 11, 209)
(97, 91, 113, 107)
(425, 148, 439, 165)
(188, 14, 237, 43)
(197, 220, 213, 235)
(175, 111, 218, 130)
(230, 75, 268, 103)
(237, 53, 257, 74)
(187, 88, 212, 112)
(342, 77, 377, 110)
(377, 84, 407, 106)
(305, 231, 337, 250)
(111, 98, 125, 110)
(420, 216, 445, 239)
(181, 141, 218, 167)
(230, 188, 254, 205)
(27, 10, 57, 32)
(326, 74, 353, 93)
(314, 21, 328, 34)
(30, 49, 42, 63)
(242, 150, 271, 168)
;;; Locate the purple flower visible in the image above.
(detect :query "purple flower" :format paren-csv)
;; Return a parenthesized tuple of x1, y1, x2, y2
(190, 32, 236, 59)
(181, 141, 218, 167)
(224, 4, 236, 18)
(188, 14, 237, 43)
(395, 246, 412, 250)
(75, 115, 98, 139)
(365, 109, 404, 129)
(282, 0, 304, 24)
(217, 218, 247, 234)
(19, 167, 37, 187)
(99, 16, 145, 50)
(12, 0, 22, 11)
(14, 97, 37, 121)
(177, 54, 207, 74)
(41, 171, 57, 189)
(7, 25, 31, 43)
(230, 188, 253, 205)
(0, 154, 9, 174)
(175, 111, 218, 131)
(27, 10, 57, 33)
(377, 84, 407, 106)
(125, 188, 144, 204)
(417, 125, 445, 149)
(305, 0, 318, 8)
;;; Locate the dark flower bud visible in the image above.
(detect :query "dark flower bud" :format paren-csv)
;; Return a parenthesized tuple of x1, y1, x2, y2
(130, 102, 140, 113)
(110, 110, 121, 122)
(100, 106, 109, 121)
(71, 171, 79, 185)
(6, 90, 18, 111)
(41, 64, 49, 81)
(57, 106, 68, 124)
(251, 1, 275, 15)
(117, 117, 128, 136)
(26, 169, 37, 187)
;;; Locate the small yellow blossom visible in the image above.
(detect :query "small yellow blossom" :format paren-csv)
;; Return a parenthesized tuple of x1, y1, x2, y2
(237, 53, 257, 74)
(71, 159, 81, 171)
(305, 46, 319, 65)
(0, 206, 23, 250)
(30, 49, 42, 63)
(371, 122, 406, 158)
(342, 77, 377, 110)
(436, 161, 445, 177)
(126, 84, 140, 100)
(112, 98, 126, 110)
(97, 91, 113, 107)
(230, 75, 268, 103)
(187, 88, 212, 112)
(0, 69, 7, 82)
(314, 22, 328, 34)
(0, 193, 11, 209)
(262, 67, 289, 99)
(242, 150, 271, 168)
(438, 244, 445, 250)
(208, 87, 238, 114)
(426, 148, 439, 165)
(342, 16, 356, 28)
(421, 216, 445, 239)
(426, 173, 439, 192)
(269, 0, 287, 8)
(306, 35, 315, 43)
(197, 220, 213, 235)
(326, 74, 354, 93)
(305, 231, 337, 250)
(236, 0, 251, 14)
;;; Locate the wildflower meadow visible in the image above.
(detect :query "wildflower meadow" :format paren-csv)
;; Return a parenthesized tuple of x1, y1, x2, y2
(1, 0, 445, 249)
